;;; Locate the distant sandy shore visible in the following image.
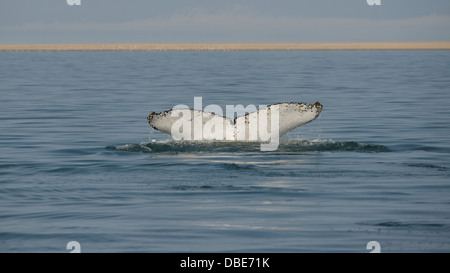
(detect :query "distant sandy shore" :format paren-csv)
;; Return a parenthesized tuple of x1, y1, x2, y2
(1, 42, 450, 51)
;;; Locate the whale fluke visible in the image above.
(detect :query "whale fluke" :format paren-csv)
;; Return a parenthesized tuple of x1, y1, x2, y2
(147, 101, 323, 141)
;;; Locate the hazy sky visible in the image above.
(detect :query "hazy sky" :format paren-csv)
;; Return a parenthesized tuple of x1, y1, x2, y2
(1, 0, 449, 43)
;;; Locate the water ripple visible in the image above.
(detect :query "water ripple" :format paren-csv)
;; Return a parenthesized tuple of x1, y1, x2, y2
(106, 139, 390, 153)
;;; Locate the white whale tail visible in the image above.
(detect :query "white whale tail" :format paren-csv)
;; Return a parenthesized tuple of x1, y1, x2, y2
(147, 101, 323, 141)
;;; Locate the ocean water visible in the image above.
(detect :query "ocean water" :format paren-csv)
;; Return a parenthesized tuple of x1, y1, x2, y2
(0, 50, 449, 253)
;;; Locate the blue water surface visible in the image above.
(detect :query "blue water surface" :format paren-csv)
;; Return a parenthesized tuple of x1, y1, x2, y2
(0, 50, 449, 252)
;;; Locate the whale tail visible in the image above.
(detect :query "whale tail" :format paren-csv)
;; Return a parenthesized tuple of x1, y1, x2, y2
(147, 101, 322, 141)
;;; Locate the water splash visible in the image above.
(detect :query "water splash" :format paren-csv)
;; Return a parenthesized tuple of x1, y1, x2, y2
(106, 139, 390, 153)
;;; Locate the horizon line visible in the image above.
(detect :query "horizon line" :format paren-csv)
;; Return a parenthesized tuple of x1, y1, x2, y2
(1, 41, 450, 51)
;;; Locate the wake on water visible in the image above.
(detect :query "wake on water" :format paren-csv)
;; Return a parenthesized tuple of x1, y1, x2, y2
(106, 139, 390, 153)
